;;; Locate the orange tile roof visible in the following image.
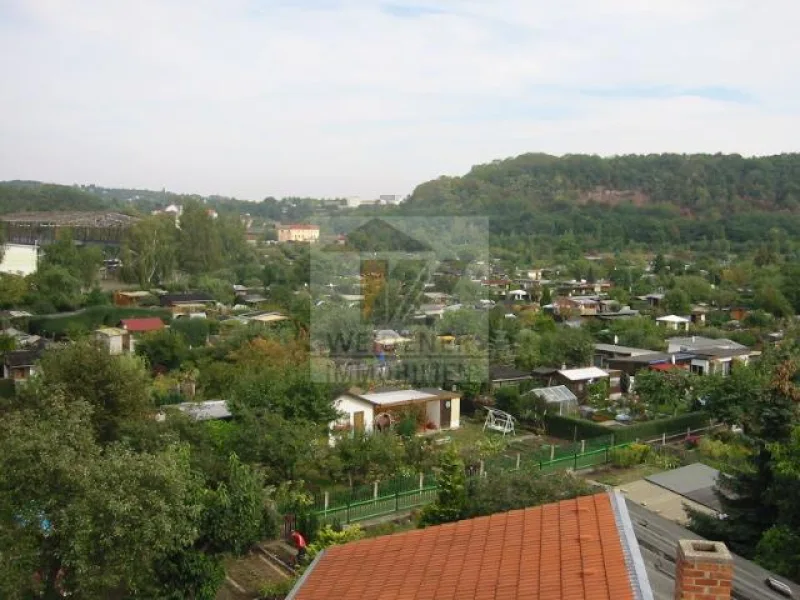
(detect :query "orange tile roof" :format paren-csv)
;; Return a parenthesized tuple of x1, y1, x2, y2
(290, 492, 641, 600)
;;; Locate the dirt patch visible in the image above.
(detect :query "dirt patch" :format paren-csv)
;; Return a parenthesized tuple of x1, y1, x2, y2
(222, 553, 289, 600)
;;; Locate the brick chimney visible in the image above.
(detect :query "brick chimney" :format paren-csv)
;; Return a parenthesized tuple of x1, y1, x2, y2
(674, 539, 733, 600)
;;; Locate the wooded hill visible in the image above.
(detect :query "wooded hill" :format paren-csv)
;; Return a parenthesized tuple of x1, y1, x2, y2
(405, 153, 800, 214)
(396, 153, 800, 254)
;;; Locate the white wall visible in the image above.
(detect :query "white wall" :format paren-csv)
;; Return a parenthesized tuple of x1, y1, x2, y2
(424, 397, 461, 430)
(332, 394, 374, 433)
(425, 400, 440, 428)
(0, 244, 38, 276)
(450, 397, 461, 429)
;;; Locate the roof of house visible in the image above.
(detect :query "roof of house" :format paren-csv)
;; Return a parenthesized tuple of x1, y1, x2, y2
(557, 366, 610, 381)
(344, 388, 458, 407)
(241, 311, 288, 324)
(120, 317, 165, 332)
(691, 347, 752, 359)
(96, 327, 127, 336)
(287, 491, 651, 600)
(645, 463, 721, 512)
(656, 315, 690, 323)
(163, 400, 232, 421)
(374, 330, 412, 345)
(158, 292, 214, 306)
(489, 365, 532, 382)
(594, 343, 654, 356)
(527, 385, 578, 404)
(4, 343, 46, 368)
(627, 500, 799, 600)
(532, 366, 559, 375)
(610, 352, 692, 365)
(667, 336, 746, 351)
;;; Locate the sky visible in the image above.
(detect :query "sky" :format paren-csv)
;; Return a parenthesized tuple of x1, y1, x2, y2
(1, 0, 799, 200)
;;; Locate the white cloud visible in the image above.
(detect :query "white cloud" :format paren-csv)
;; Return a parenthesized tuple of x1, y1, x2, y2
(0, 0, 798, 199)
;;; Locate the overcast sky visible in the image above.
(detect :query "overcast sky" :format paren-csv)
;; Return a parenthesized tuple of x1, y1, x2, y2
(1, 0, 799, 200)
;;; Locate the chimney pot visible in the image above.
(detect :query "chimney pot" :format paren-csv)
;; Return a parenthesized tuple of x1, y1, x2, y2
(674, 539, 733, 600)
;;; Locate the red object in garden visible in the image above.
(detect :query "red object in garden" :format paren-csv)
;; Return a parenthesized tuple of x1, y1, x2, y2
(120, 317, 165, 333)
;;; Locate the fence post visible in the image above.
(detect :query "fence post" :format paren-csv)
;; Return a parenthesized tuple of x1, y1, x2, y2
(573, 450, 577, 470)
(373, 481, 379, 500)
(581, 440, 585, 455)
(395, 486, 399, 512)
(516, 453, 521, 470)
(324, 491, 329, 515)
(346, 500, 350, 524)
(686, 426, 691, 437)
(662, 432, 666, 446)
(550, 445, 555, 462)
(419, 472, 424, 491)
(479, 460, 485, 477)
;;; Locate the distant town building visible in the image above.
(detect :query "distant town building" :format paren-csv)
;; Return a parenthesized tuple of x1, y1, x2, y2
(0, 243, 39, 276)
(277, 223, 320, 243)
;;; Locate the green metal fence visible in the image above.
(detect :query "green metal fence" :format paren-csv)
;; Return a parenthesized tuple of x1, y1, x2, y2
(313, 473, 438, 525)
(310, 424, 715, 525)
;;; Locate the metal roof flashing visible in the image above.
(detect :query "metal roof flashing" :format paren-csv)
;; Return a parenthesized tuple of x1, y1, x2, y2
(610, 490, 655, 600)
(285, 549, 326, 600)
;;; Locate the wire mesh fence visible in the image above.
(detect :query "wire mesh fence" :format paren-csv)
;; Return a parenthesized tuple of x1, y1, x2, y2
(309, 425, 716, 525)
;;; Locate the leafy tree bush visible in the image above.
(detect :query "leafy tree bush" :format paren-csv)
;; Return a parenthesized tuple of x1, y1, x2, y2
(418, 446, 467, 527)
(461, 469, 596, 519)
(306, 524, 365, 561)
(609, 443, 651, 468)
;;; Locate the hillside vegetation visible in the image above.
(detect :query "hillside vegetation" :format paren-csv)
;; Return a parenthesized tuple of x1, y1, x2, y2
(0, 181, 109, 214)
(398, 153, 800, 255)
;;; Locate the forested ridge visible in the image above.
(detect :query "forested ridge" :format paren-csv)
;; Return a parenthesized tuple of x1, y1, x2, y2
(0, 182, 108, 214)
(394, 153, 800, 256)
(406, 153, 800, 214)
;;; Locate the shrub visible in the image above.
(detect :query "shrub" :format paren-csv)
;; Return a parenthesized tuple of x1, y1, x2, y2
(611, 411, 710, 444)
(544, 414, 610, 440)
(306, 524, 365, 561)
(609, 443, 651, 468)
(261, 579, 297, 600)
(698, 437, 751, 465)
(462, 469, 596, 519)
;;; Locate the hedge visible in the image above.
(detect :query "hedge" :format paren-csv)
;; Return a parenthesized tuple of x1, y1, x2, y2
(29, 306, 173, 337)
(545, 411, 711, 444)
(611, 411, 710, 444)
(544, 414, 610, 441)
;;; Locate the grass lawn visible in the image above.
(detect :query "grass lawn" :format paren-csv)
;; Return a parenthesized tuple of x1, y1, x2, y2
(589, 463, 665, 486)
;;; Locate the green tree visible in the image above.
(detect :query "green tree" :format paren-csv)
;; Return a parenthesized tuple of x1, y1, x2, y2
(136, 329, 190, 372)
(418, 446, 467, 526)
(202, 454, 274, 554)
(179, 201, 222, 275)
(27, 265, 83, 311)
(0, 274, 28, 308)
(663, 288, 691, 314)
(0, 398, 204, 599)
(35, 340, 154, 443)
(172, 318, 210, 348)
(121, 215, 179, 287)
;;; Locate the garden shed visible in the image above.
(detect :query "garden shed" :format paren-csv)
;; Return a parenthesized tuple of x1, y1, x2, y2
(526, 385, 579, 417)
(331, 388, 460, 436)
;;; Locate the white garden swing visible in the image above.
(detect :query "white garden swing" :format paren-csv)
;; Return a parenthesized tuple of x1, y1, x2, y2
(483, 407, 516, 436)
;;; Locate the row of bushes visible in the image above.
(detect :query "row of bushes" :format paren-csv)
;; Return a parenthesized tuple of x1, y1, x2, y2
(543, 414, 610, 440)
(612, 411, 711, 444)
(544, 411, 711, 444)
(29, 306, 173, 337)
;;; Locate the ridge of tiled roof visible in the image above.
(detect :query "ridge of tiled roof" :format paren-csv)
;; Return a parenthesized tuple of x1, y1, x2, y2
(288, 491, 651, 600)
